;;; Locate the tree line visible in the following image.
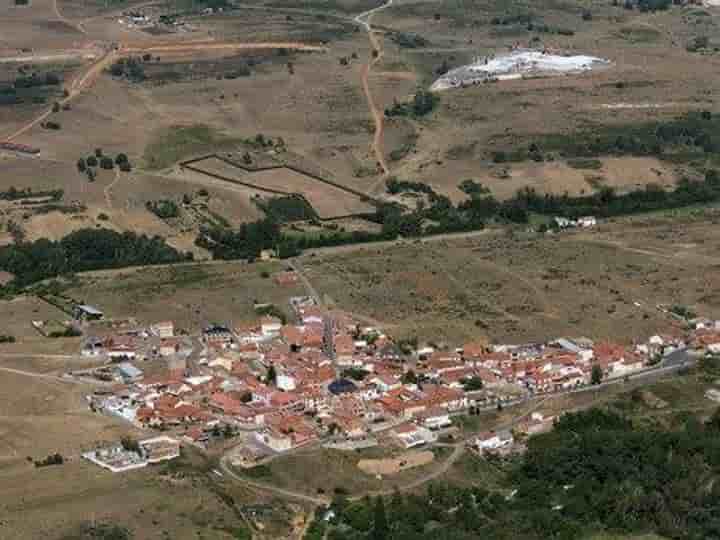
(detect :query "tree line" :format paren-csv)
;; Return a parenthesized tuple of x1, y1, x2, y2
(0, 228, 192, 291)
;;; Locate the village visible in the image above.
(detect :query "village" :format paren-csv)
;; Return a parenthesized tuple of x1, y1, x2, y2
(62, 265, 720, 475)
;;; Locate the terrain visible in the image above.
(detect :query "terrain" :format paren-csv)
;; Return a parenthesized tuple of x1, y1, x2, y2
(5, 0, 720, 538)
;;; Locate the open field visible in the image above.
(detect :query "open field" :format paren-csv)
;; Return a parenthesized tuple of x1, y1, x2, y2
(63, 260, 305, 329)
(237, 444, 452, 497)
(187, 155, 376, 218)
(0, 295, 81, 355)
(302, 209, 720, 345)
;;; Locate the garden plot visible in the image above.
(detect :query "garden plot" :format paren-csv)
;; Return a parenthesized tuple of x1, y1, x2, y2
(431, 49, 610, 91)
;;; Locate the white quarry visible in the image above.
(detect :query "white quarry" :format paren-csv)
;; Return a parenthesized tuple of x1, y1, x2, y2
(431, 49, 610, 91)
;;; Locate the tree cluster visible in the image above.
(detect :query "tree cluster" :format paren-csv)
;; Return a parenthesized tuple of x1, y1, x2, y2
(0, 228, 191, 290)
(327, 407, 720, 540)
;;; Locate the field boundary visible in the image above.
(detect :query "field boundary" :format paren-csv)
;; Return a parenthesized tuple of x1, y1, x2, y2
(180, 153, 380, 222)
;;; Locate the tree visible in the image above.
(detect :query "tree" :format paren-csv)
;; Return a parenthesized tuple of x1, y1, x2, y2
(462, 376, 484, 392)
(267, 364, 277, 385)
(591, 364, 603, 385)
(121, 436, 140, 454)
(77, 158, 86, 173)
(401, 370, 417, 385)
(86, 155, 98, 167)
(115, 153, 129, 166)
(371, 496, 388, 540)
(100, 156, 114, 170)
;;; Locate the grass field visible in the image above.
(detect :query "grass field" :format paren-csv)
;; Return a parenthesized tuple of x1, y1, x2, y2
(302, 209, 720, 345)
(63, 260, 305, 329)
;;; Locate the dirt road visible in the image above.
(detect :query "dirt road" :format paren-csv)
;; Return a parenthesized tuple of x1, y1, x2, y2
(121, 41, 328, 54)
(2, 39, 324, 142)
(355, 0, 393, 180)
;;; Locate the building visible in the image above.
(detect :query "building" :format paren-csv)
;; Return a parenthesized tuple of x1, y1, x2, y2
(139, 436, 181, 463)
(152, 321, 175, 338)
(475, 430, 513, 454)
(73, 304, 104, 321)
(117, 362, 143, 382)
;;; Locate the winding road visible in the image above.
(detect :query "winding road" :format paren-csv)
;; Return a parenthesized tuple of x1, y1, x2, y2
(354, 0, 394, 178)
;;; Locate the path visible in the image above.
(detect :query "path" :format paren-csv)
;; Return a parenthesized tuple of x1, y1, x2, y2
(3, 46, 118, 142)
(218, 455, 330, 505)
(354, 0, 394, 180)
(288, 259, 323, 306)
(104, 168, 122, 209)
(0, 365, 84, 385)
(52, 0, 87, 35)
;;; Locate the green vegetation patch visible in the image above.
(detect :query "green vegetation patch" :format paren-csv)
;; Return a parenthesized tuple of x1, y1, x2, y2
(567, 158, 603, 170)
(618, 25, 662, 43)
(143, 124, 245, 170)
(256, 195, 318, 223)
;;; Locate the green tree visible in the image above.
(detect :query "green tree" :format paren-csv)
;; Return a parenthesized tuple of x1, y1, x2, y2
(371, 496, 388, 540)
(267, 364, 277, 385)
(401, 370, 417, 385)
(591, 364, 603, 385)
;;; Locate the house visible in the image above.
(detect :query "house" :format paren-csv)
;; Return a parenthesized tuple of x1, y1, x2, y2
(475, 430, 513, 453)
(391, 423, 437, 449)
(417, 407, 452, 430)
(577, 216, 597, 228)
(159, 337, 183, 357)
(106, 336, 137, 360)
(276, 371, 297, 391)
(371, 373, 401, 392)
(152, 321, 175, 338)
(117, 362, 143, 382)
(261, 317, 282, 337)
(553, 216, 574, 229)
(139, 436, 180, 463)
(334, 334, 355, 366)
(73, 304, 104, 321)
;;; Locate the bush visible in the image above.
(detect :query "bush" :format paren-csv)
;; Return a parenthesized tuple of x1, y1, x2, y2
(34, 453, 64, 467)
(146, 200, 180, 219)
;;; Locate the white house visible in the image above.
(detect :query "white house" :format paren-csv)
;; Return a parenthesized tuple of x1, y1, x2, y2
(476, 430, 513, 453)
(577, 216, 597, 228)
(152, 321, 175, 338)
(276, 372, 297, 392)
(261, 317, 283, 337)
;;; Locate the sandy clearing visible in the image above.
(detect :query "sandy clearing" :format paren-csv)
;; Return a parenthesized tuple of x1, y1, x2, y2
(358, 450, 434, 476)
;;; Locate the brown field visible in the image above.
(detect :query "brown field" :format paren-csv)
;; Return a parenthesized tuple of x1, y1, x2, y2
(188, 156, 376, 218)
(301, 209, 720, 345)
(63, 260, 305, 329)
(0, 295, 81, 355)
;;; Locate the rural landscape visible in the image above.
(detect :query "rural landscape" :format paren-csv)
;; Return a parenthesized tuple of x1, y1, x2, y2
(5, 0, 720, 538)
